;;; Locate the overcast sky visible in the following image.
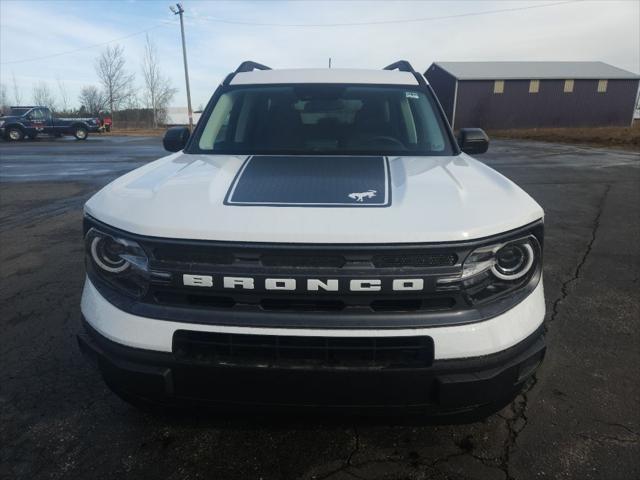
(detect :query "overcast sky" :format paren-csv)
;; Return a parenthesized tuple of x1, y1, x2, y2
(1, 0, 638, 110)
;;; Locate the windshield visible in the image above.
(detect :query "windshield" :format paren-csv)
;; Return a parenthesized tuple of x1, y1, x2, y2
(193, 85, 454, 156)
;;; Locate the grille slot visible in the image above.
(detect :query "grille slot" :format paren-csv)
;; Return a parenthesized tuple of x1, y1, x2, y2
(173, 331, 434, 368)
(260, 254, 346, 268)
(260, 298, 345, 312)
(370, 297, 455, 312)
(154, 291, 236, 308)
(373, 253, 457, 268)
(152, 246, 234, 265)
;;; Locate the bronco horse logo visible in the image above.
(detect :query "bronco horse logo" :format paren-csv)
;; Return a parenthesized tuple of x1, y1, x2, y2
(348, 190, 377, 202)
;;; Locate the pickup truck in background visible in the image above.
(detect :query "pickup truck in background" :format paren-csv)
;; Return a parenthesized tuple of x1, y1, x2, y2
(0, 106, 101, 141)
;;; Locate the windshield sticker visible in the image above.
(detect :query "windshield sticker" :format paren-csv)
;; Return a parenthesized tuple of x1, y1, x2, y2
(405, 92, 419, 99)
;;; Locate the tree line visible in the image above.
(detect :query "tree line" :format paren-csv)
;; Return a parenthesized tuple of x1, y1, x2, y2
(0, 35, 177, 129)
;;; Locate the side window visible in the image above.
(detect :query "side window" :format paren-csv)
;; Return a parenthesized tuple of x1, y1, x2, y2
(597, 79, 608, 93)
(529, 80, 540, 94)
(407, 95, 445, 152)
(198, 93, 235, 150)
(29, 109, 44, 121)
(493, 80, 504, 94)
(564, 79, 574, 93)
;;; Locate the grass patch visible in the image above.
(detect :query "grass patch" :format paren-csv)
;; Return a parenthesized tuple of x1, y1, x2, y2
(488, 122, 640, 151)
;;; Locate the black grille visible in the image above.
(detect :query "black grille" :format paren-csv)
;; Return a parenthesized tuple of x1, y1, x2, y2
(173, 331, 434, 368)
(149, 243, 459, 270)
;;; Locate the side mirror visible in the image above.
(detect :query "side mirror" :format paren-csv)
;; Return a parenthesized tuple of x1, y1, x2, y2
(458, 128, 489, 155)
(163, 126, 191, 152)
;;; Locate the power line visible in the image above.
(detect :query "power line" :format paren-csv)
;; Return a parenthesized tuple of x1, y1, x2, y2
(186, 0, 580, 28)
(0, 20, 174, 66)
(0, 1, 581, 66)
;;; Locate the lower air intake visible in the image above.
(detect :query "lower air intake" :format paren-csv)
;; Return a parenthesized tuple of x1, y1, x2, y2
(173, 331, 434, 369)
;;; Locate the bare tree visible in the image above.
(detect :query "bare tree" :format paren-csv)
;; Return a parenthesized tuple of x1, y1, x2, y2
(56, 77, 71, 113)
(95, 44, 135, 121)
(12, 73, 22, 105)
(127, 92, 141, 110)
(32, 81, 57, 111)
(78, 85, 106, 115)
(141, 35, 177, 127)
(0, 83, 9, 114)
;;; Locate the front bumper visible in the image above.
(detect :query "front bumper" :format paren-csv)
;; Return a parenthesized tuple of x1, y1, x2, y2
(78, 319, 545, 417)
(79, 276, 546, 415)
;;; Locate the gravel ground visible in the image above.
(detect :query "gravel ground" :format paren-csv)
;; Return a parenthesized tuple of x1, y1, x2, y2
(0, 136, 638, 480)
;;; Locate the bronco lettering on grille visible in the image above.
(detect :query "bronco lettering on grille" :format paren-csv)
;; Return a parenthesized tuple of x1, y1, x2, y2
(182, 274, 425, 292)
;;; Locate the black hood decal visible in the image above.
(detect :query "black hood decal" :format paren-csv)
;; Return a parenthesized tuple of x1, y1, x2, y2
(225, 155, 391, 207)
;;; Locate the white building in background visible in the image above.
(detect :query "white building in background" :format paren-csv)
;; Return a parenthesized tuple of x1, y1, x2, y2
(164, 107, 203, 126)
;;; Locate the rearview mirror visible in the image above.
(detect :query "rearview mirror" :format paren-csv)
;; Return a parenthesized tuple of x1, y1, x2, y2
(163, 126, 191, 152)
(458, 128, 489, 155)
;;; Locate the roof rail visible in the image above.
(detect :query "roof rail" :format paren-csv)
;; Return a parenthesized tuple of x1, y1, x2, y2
(235, 61, 272, 73)
(383, 60, 416, 73)
(383, 60, 426, 86)
(223, 61, 272, 85)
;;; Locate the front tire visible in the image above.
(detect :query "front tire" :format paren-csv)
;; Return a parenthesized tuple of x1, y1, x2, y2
(74, 126, 88, 140)
(6, 127, 24, 141)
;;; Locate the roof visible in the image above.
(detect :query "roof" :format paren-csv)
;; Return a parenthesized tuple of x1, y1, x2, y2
(230, 68, 420, 86)
(430, 61, 640, 80)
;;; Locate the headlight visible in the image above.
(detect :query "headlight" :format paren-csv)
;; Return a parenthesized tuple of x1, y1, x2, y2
(85, 228, 150, 297)
(0, 120, 5, 127)
(439, 235, 541, 304)
(493, 243, 534, 280)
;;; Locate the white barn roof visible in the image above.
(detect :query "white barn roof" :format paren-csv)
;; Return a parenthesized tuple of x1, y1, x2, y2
(432, 61, 640, 80)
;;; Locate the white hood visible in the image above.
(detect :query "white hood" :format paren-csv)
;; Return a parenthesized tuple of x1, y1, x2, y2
(84, 153, 543, 243)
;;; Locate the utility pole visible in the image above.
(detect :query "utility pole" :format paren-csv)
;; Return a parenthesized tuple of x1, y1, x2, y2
(170, 3, 193, 130)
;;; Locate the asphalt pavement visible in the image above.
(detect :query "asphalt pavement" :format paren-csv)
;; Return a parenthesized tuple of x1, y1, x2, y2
(0, 135, 638, 480)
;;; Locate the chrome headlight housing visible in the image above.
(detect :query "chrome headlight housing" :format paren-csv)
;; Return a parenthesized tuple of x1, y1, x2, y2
(85, 227, 150, 297)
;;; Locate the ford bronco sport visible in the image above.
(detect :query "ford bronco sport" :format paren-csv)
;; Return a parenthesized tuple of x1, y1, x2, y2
(78, 61, 545, 419)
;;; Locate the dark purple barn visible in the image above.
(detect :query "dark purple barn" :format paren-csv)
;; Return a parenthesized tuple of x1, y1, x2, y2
(425, 61, 640, 130)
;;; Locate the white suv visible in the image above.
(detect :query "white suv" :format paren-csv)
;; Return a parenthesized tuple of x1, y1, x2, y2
(78, 61, 545, 419)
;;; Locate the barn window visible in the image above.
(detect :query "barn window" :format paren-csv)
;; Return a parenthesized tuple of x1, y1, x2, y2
(493, 80, 504, 94)
(529, 80, 540, 93)
(597, 79, 608, 93)
(564, 79, 574, 93)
